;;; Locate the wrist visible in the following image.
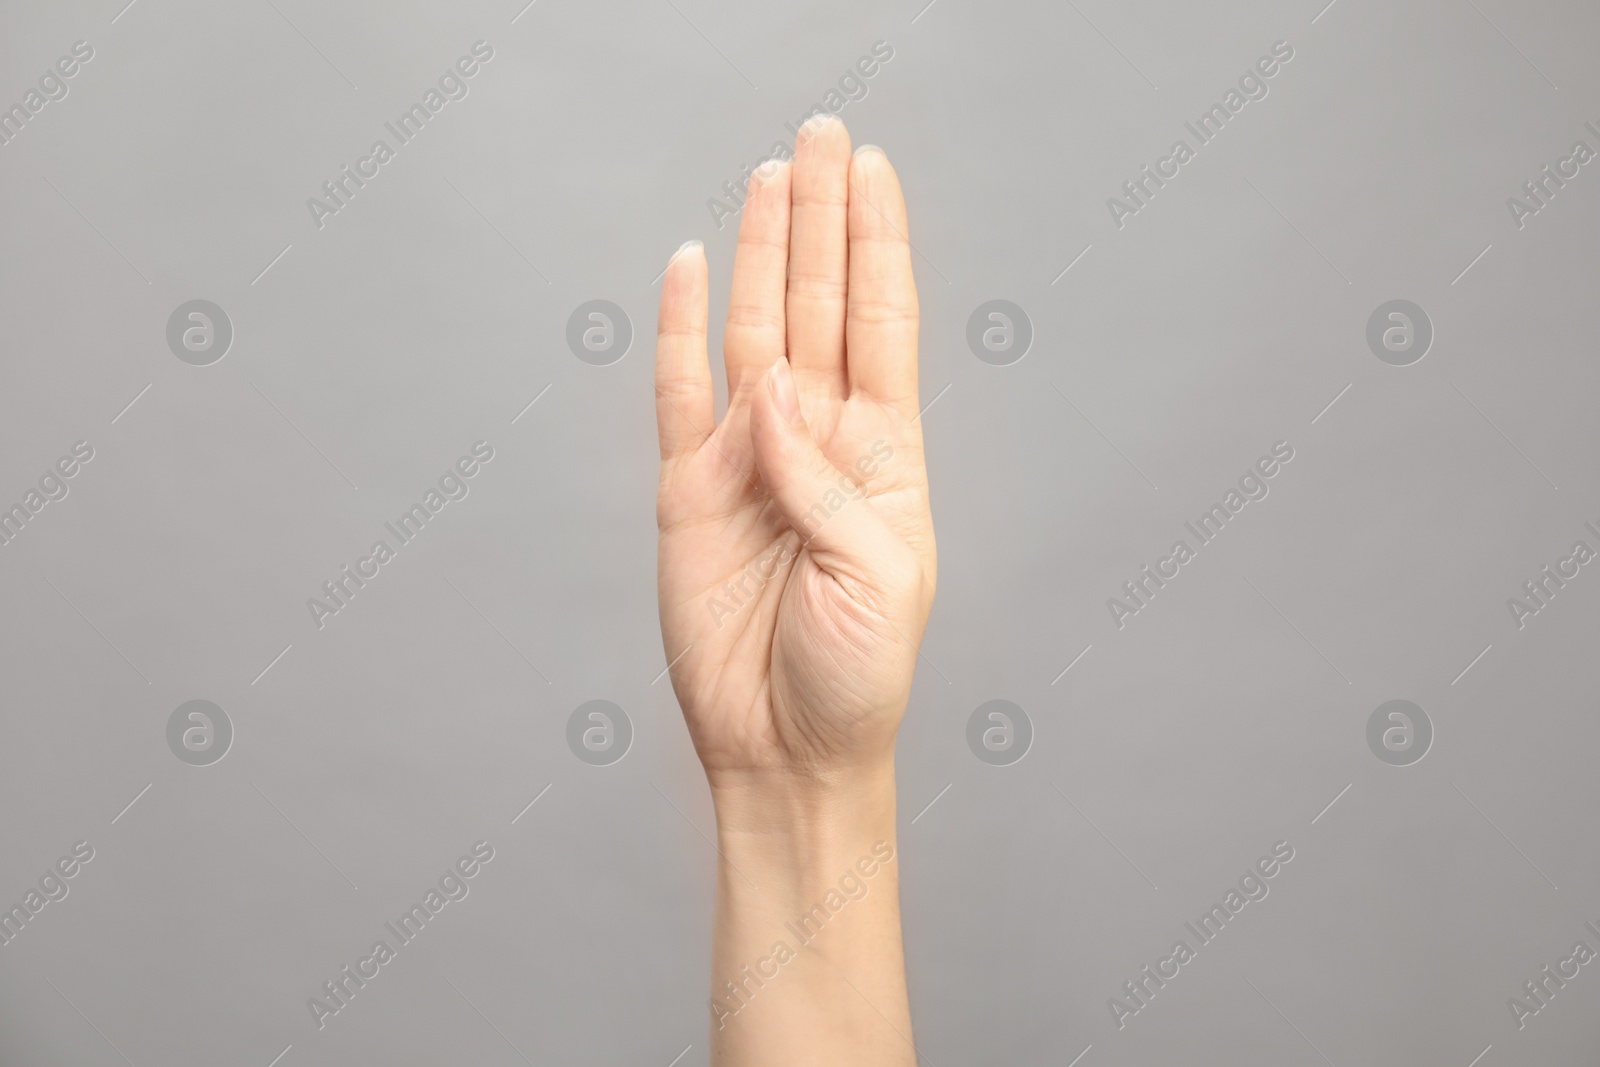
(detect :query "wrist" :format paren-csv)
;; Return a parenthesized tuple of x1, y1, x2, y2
(706, 761, 912, 1060)
(709, 762, 898, 895)
(710, 761, 897, 839)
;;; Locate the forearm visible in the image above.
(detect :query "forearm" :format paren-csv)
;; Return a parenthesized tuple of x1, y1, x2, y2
(707, 763, 915, 1067)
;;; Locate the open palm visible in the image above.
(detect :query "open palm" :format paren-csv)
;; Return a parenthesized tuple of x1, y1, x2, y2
(654, 117, 936, 784)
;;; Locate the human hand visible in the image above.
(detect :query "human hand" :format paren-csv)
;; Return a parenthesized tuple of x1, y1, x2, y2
(654, 115, 936, 791)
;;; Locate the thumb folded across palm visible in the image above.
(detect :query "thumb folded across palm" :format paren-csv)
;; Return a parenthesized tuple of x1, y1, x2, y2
(654, 115, 934, 775)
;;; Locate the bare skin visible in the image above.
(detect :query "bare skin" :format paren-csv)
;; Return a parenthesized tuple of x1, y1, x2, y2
(654, 114, 935, 1066)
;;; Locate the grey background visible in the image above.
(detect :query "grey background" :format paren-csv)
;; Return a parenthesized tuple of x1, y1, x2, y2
(1, 0, 1596, 1063)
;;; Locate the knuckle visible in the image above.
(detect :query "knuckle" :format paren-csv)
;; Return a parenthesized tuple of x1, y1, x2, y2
(735, 231, 788, 253)
(656, 322, 707, 341)
(790, 188, 850, 209)
(846, 297, 919, 326)
(787, 271, 849, 300)
(725, 304, 785, 333)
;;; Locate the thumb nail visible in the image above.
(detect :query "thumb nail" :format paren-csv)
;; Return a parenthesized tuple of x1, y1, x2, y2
(769, 357, 801, 424)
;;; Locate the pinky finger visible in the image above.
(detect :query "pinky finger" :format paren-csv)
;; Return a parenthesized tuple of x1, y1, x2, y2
(655, 241, 713, 462)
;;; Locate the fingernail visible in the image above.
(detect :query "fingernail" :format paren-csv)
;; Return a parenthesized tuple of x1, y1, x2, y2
(798, 113, 840, 145)
(768, 357, 800, 424)
(670, 239, 702, 263)
(853, 144, 884, 158)
(750, 157, 788, 189)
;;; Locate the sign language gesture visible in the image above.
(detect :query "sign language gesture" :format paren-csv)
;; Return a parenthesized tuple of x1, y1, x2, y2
(654, 115, 936, 788)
